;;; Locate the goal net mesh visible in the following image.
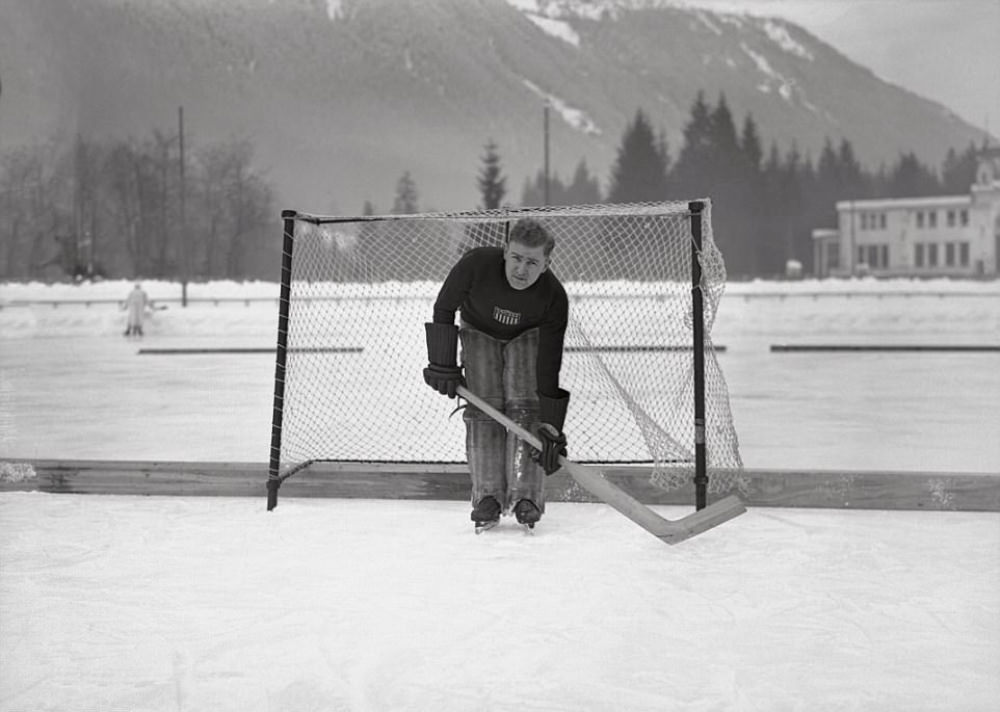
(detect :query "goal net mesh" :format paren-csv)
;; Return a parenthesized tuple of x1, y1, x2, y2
(274, 200, 742, 493)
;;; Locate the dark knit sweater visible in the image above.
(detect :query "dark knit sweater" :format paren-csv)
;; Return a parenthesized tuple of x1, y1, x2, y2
(432, 247, 568, 396)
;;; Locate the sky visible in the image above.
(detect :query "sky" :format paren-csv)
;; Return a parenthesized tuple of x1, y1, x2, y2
(680, 0, 1000, 135)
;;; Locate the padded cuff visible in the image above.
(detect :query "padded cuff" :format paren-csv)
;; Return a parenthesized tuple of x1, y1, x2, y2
(538, 388, 570, 432)
(425, 322, 459, 367)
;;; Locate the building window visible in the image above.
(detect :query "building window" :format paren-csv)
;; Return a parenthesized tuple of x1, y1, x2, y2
(928, 211, 937, 228)
(947, 210, 956, 227)
(928, 243, 938, 267)
(946, 242, 955, 267)
(860, 213, 868, 230)
(880, 213, 887, 229)
(960, 209, 969, 226)
(915, 243, 924, 267)
(959, 242, 970, 267)
(916, 211, 924, 228)
(861, 244, 888, 269)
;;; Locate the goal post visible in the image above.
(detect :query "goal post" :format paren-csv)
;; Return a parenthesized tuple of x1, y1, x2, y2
(690, 200, 710, 511)
(266, 200, 743, 511)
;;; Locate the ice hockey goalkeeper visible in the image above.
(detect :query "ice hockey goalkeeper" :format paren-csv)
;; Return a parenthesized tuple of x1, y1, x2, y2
(423, 217, 570, 533)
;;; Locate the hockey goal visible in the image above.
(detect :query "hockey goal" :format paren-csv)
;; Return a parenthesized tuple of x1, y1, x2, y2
(266, 200, 742, 510)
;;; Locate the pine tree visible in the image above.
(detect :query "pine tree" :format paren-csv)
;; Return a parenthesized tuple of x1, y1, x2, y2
(758, 142, 789, 275)
(815, 138, 842, 227)
(566, 159, 602, 204)
(738, 114, 766, 274)
(888, 152, 940, 197)
(739, 114, 763, 174)
(709, 94, 740, 168)
(392, 171, 419, 214)
(606, 109, 670, 203)
(477, 139, 506, 210)
(941, 141, 979, 194)
(681, 91, 713, 157)
(836, 139, 865, 197)
(671, 91, 713, 195)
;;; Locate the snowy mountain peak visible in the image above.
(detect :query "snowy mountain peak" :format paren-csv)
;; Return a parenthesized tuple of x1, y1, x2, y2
(505, 0, 683, 21)
(0, 0, 986, 214)
(759, 18, 814, 60)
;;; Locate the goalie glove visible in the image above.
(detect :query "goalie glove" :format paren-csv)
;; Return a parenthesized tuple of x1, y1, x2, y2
(537, 423, 567, 475)
(423, 322, 464, 399)
(536, 389, 570, 475)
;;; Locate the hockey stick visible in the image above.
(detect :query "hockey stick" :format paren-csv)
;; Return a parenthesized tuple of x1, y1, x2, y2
(456, 385, 746, 545)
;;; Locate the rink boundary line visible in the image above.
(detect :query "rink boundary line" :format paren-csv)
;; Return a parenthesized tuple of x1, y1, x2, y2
(137, 347, 364, 355)
(135, 345, 726, 355)
(2, 460, 998, 512)
(771, 344, 1000, 353)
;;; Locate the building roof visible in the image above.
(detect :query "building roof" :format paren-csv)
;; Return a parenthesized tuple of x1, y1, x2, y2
(835, 195, 971, 211)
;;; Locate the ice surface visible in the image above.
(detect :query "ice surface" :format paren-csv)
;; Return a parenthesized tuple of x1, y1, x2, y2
(1, 279, 999, 710)
(2, 278, 998, 471)
(0, 493, 997, 711)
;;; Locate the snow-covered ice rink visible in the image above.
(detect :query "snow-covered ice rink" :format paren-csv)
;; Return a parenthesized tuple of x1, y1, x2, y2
(1, 494, 998, 711)
(2, 278, 999, 710)
(2, 278, 999, 471)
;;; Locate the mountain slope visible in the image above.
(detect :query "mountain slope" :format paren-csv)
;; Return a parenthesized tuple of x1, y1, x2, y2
(0, 0, 987, 213)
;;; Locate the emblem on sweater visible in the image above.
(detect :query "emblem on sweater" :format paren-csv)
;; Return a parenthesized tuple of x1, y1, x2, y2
(493, 306, 521, 326)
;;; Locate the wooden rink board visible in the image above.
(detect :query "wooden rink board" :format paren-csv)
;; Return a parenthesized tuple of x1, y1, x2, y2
(2, 460, 999, 512)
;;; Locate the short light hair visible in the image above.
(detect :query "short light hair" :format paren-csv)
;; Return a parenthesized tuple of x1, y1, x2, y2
(508, 218, 555, 256)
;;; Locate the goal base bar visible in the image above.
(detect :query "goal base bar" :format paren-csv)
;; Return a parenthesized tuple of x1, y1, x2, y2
(456, 386, 746, 545)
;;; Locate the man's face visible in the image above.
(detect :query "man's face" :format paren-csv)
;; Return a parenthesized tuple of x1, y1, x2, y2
(504, 240, 549, 290)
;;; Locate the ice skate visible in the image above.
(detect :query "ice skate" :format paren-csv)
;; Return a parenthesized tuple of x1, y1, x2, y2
(471, 496, 501, 534)
(513, 499, 541, 530)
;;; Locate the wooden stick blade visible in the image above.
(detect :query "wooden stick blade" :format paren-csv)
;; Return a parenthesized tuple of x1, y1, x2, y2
(653, 495, 747, 545)
(563, 460, 745, 545)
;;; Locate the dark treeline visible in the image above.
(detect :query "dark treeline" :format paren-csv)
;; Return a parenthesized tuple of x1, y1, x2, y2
(2, 91, 984, 282)
(0, 133, 276, 281)
(518, 92, 983, 277)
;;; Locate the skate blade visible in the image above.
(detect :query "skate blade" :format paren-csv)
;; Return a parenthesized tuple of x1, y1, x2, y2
(474, 520, 500, 534)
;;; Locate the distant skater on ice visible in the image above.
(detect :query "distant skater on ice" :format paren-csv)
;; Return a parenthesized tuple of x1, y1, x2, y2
(122, 283, 151, 337)
(423, 218, 570, 532)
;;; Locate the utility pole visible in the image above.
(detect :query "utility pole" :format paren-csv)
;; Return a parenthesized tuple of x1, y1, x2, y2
(73, 134, 81, 277)
(179, 106, 188, 306)
(543, 99, 551, 206)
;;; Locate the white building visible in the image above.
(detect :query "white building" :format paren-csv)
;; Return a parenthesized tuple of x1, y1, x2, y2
(812, 148, 1000, 278)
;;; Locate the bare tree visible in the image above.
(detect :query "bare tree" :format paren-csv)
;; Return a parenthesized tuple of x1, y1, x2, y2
(2, 131, 275, 280)
(0, 142, 70, 279)
(194, 139, 272, 278)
